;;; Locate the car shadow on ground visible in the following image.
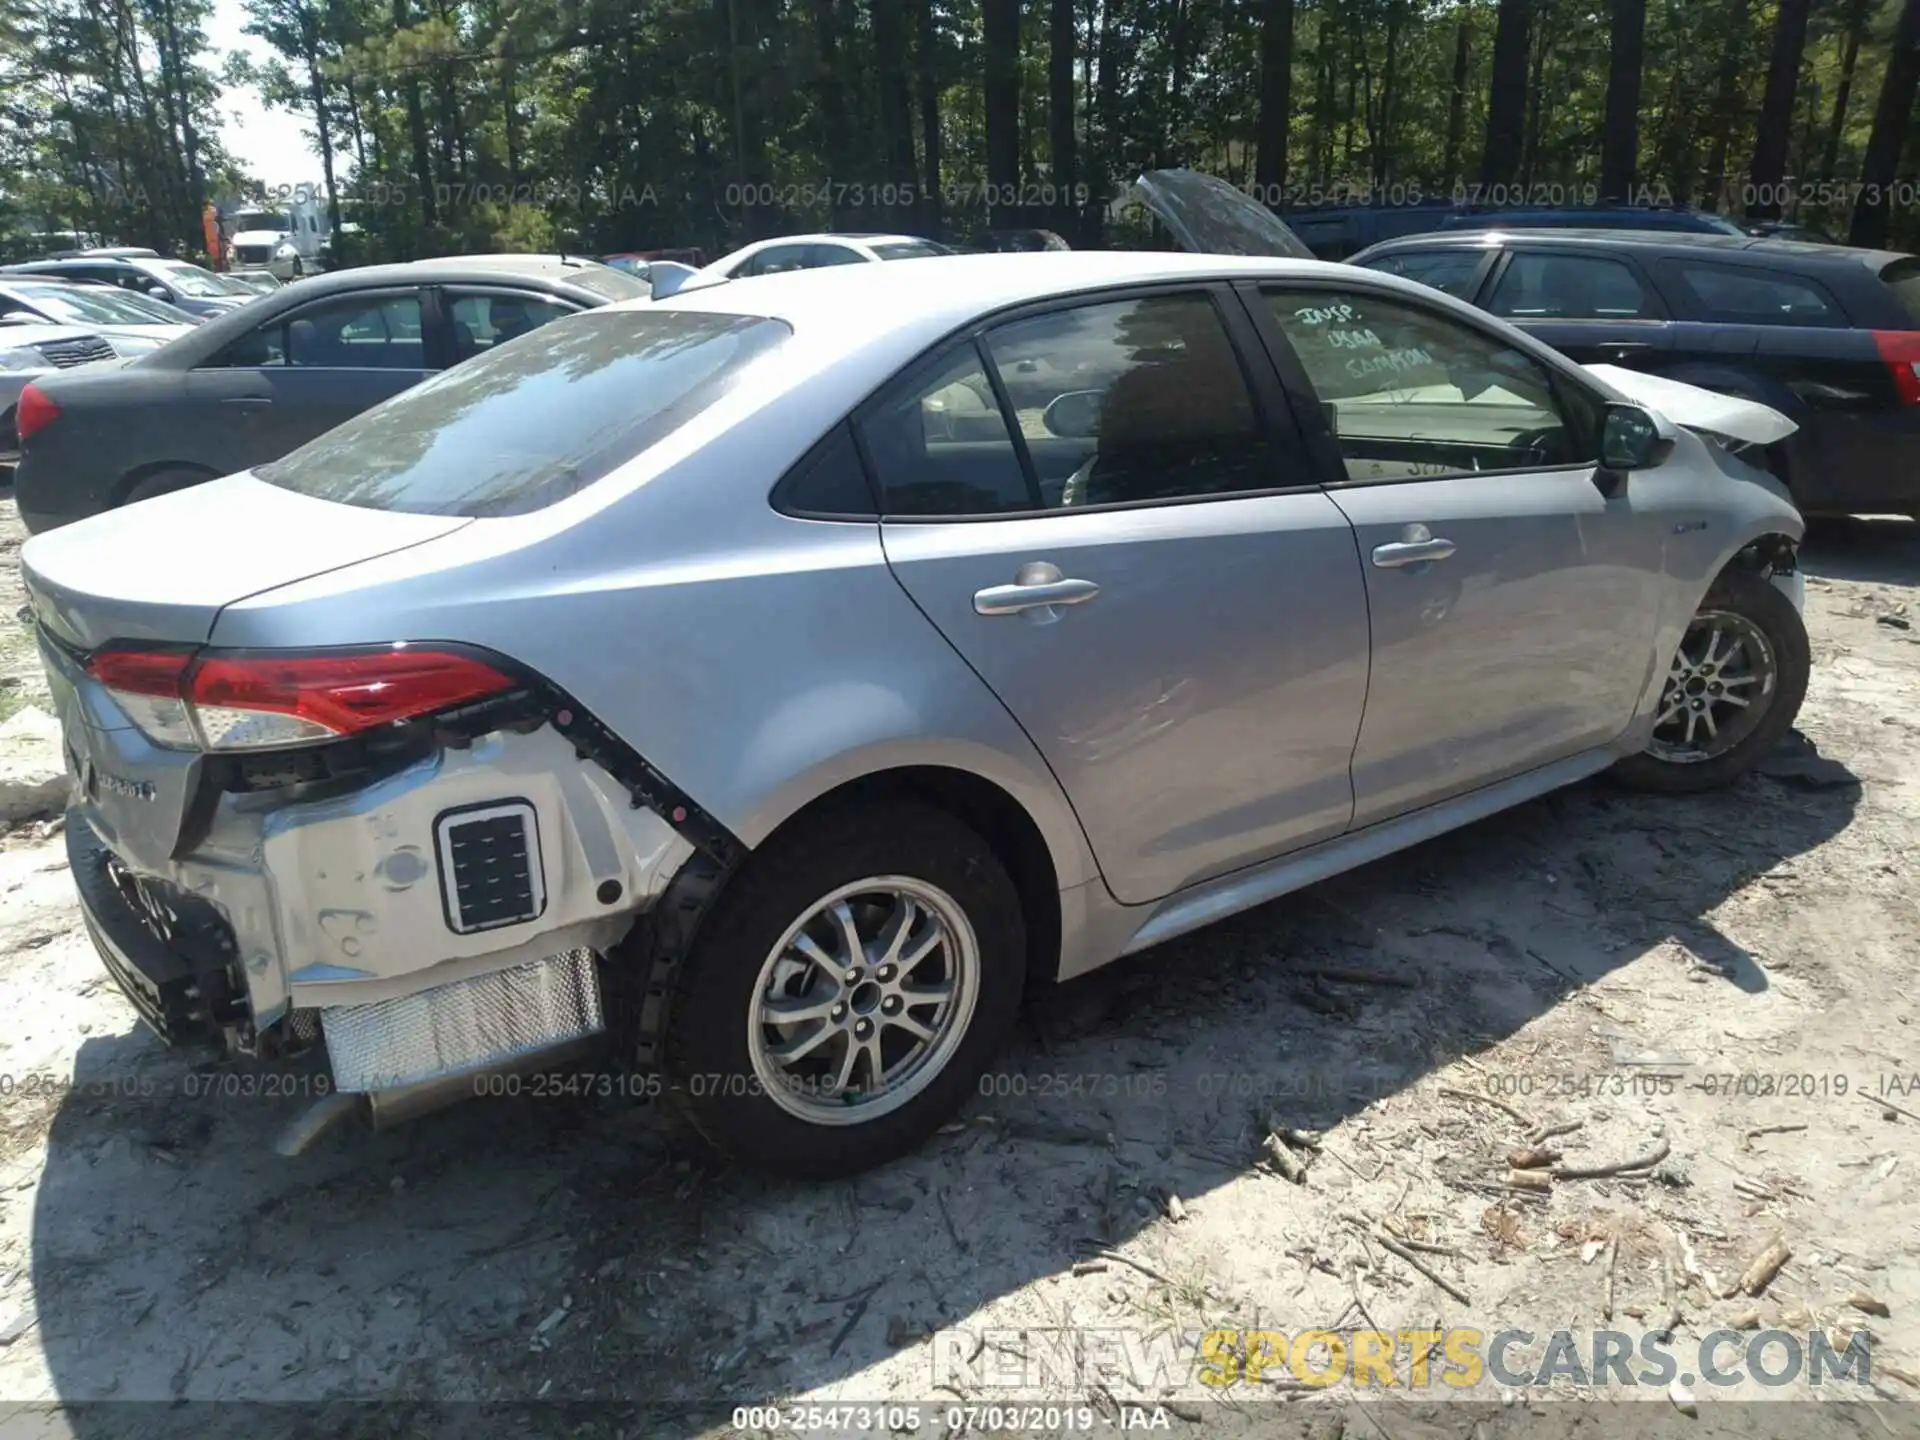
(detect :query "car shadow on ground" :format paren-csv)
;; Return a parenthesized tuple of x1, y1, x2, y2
(25, 726, 1862, 1437)
(1800, 517, 1920, 587)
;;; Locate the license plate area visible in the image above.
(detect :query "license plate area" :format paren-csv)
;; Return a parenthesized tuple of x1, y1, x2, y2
(433, 799, 544, 935)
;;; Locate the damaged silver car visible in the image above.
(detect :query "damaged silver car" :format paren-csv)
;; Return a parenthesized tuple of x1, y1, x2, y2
(25, 199, 1811, 1178)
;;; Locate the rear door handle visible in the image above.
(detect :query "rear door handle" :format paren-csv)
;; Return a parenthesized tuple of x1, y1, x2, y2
(974, 561, 1101, 617)
(1598, 342, 1653, 355)
(1371, 538, 1457, 568)
(221, 396, 272, 408)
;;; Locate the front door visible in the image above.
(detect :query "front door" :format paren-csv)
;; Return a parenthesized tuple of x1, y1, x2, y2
(868, 286, 1371, 904)
(1253, 281, 1670, 828)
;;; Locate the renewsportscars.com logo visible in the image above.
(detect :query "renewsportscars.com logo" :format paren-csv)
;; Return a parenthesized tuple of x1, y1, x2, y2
(931, 1327, 1873, 1393)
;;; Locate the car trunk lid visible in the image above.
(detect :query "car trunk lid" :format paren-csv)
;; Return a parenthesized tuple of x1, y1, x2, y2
(1130, 169, 1317, 260)
(23, 474, 472, 870)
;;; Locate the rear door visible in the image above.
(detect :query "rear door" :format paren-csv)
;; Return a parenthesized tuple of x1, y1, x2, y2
(188, 287, 429, 466)
(1483, 247, 1676, 367)
(870, 283, 1371, 904)
(1247, 279, 1669, 828)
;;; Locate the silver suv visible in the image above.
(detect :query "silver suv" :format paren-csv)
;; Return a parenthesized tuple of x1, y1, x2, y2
(23, 240, 1807, 1178)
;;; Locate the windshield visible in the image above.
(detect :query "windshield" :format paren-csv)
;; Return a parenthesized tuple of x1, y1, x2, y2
(151, 261, 255, 298)
(872, 241, 953, 260)
(236, 211, 291, 233)
(256, 309, 791, 517)
(10, 282, 181, 325)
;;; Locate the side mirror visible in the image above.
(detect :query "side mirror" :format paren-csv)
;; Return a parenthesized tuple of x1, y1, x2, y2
(1042, 389, 1104, 439)
(1594, 402, 1671, 497)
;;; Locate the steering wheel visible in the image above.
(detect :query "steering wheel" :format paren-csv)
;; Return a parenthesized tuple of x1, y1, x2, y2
(1506, 427, 1564, 466)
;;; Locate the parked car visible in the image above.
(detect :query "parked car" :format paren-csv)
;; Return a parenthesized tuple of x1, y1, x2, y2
(1349, 228, 1920, 518)
(1, 254, 260, 319)
(11, 254, 650, 532)
(0, 323, 121, 468)
(227, 268, 285, 294)
(0, 278, 198, 352)
(602, 248, 710, 276)
(1744, 220, 1839, 245)
(699, 232, 954, 279)
(23, 226, 1809, 1177)
(1283, 202, 1747, 260)
(969, 229, 1072, 253)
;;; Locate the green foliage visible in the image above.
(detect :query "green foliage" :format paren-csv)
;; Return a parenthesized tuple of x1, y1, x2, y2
(2, 0, 1916, 260)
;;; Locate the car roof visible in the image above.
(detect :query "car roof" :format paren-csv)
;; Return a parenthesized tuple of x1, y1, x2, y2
(1354, 227, 1911, 269)
(655, 250, 1348, 343)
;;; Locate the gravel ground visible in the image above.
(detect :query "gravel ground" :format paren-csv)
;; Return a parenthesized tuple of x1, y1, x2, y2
(0, 490, 1916, 1440)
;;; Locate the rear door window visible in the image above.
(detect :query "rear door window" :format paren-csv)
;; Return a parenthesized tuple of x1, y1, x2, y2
(1662, 262, 1843, 326)
(1358, 250, 1487, 299)
(255, 309, 790, 516)
(286, 294, 425, 369)
(446, 292, 576, 364)
(1489, 253, 1662, 319)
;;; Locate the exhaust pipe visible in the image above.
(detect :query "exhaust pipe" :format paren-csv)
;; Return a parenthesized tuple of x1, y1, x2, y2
(272, 1035, 603, 1157)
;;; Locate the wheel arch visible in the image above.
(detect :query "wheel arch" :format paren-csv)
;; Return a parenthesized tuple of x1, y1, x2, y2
(113, 459, 220, 507)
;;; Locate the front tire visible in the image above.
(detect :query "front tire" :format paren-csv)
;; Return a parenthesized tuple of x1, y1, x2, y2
(1612, 567, 1810, 794)
(663, 801, 1025, 1179)
(122, 466, 212, 507)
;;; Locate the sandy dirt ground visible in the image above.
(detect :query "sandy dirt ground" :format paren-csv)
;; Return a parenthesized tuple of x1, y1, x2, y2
(0, 490, 1916, 1440)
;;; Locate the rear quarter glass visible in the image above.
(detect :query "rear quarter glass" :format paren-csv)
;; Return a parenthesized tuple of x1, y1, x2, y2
(1879, 257, 1920, 327)
(253, 309, 791, 517)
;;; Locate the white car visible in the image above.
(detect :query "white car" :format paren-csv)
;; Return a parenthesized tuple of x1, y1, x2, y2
(698, 231, 953, 280)
(0, 278, 197, 355)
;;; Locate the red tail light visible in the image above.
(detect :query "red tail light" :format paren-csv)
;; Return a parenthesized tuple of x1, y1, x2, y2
(1873, 331, 1920, 406)
(14, 383, 59, 442)
(84, 645, 515, 752)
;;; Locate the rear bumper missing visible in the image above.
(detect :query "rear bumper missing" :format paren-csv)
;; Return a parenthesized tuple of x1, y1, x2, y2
(70, 722, 698, 1098)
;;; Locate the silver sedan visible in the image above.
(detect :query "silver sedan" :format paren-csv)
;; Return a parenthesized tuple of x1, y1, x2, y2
(22, 250, 1807, 1177)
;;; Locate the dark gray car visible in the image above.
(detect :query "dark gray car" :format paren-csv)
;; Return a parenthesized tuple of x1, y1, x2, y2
(12, 254, 650, 533)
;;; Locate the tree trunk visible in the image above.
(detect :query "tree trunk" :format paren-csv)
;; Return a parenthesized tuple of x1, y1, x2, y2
(874, 0, 919, 224)
(812, 0, 846, 221)
(302, 21, 342, 236)
(983, 0, 1022, 225)
(1253, 0, 1294, 197)
(1520, 17, 1549, 188)
(1820, 0, 1870, 181)
(1086, 0, 1117, 241)
(1442, 20, 1469, 189)
(159, 0, 205, 220)
(1850, 0, 1920, 246)
(1599, 0, 1645, 200)
(1747, 0, 1813, 219)
(1163, 0, 1190, 169)
(917, 0, 944, 236)
(1375, 0, 1400, 189)
(1701, 0, 1751, 210)
(392, 0, 437, 225)
(1314, 13, 1334, 184)
(1047, 0, 1077, 234)
(1481, 0, 1531, 188)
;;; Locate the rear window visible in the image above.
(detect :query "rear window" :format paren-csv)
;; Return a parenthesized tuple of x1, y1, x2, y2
(564, 265, 652, 302)
(1665, 261, 1843, 326)
(1880, 258, 1920, 326)
(255, 309, 790, 517)
(872, 241, 952, 261)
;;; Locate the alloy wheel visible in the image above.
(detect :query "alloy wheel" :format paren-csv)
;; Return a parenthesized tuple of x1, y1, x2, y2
(1646, 609, 1777, 764)
(746, 876, 979, 1125)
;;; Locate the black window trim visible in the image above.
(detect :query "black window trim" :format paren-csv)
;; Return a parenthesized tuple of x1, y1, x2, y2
(770, 419, 883, 521)
(849, 278, 1325, 525)
(1482, 246, 1673, 323)
(1236, 275, 1610, 493)
(200, 284, 429, 372)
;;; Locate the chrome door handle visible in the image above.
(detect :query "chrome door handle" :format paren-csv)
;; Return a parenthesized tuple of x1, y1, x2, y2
(974, 561, 1101, 617)
(1371, 538, 1456, 568)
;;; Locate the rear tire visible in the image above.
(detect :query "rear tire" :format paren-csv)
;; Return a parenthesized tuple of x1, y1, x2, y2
(1612, 567, 1809, 795)
(122, 466, 212, 507)
(663, 801, 1025, 1179)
